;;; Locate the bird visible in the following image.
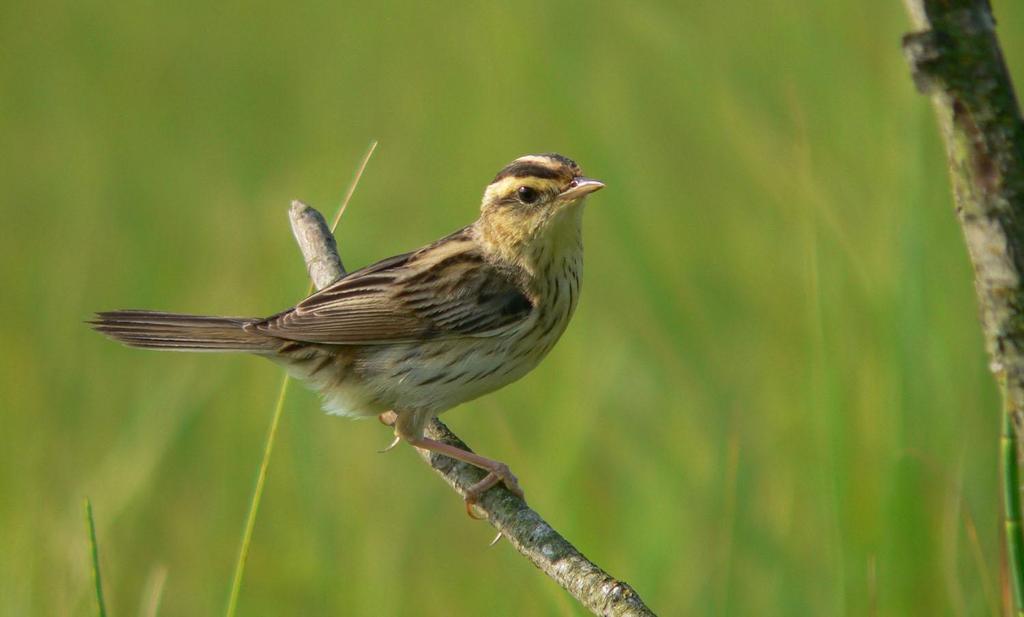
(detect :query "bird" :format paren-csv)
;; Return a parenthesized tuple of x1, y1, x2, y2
(90, 153, 604, 512)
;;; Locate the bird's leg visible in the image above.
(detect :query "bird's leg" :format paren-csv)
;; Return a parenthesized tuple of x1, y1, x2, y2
(404, 435, 525, 518)
(386, 411, 524, 516)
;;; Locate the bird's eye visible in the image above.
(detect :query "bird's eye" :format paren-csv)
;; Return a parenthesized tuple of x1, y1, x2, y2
(516, 186, 540, 204)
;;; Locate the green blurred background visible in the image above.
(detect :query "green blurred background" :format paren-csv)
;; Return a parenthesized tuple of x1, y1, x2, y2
(3, 1, 1024, 615)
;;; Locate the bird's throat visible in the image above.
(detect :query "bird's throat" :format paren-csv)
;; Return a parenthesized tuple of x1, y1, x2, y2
(476, 201, 585, 280)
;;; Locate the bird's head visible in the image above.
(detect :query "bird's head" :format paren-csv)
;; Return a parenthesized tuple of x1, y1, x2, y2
(477, 153, 604, 266)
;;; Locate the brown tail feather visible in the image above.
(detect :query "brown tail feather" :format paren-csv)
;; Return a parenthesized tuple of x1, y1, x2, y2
(89, 310, 279, 352)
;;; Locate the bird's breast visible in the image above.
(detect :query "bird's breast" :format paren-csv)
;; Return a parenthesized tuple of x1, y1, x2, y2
(305, 247, 584, 418)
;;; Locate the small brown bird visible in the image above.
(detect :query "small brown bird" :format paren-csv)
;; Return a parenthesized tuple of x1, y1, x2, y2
(91, 153, 604, 510)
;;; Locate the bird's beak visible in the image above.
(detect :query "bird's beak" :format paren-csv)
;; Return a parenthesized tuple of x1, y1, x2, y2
(559, 177, 605, 201)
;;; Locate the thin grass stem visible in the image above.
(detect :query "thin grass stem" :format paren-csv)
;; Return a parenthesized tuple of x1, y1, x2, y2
(331, 140, 378, 232)
(83, 498, 108, 617)
(224, 377, 290, 617)
(1003, 405, 1024, 616)
(224, 141, 378, 617)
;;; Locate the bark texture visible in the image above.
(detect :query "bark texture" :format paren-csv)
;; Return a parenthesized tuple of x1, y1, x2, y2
(287, 201, 657, 617)
(901, 0, 1024, 611)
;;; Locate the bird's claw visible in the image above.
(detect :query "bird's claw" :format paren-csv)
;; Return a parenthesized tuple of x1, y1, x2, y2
(378, 434, 401, 454)
(463, 462, 524, 518)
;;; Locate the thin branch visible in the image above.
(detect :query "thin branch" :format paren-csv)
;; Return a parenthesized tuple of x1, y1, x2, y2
(290, 200, 347, 286)
(288, 201, 657, 617)
(900, 1, 1024, 613)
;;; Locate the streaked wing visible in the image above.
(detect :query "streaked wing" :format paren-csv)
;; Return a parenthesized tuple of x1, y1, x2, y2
(249, 229, 533, 345)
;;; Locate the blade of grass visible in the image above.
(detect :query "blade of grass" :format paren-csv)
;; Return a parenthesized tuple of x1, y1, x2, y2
(224, 140, 378, 617)
(1002, 407, 1024, 617)
(139, 564, 169, 617)
(84, 498, 108, 617)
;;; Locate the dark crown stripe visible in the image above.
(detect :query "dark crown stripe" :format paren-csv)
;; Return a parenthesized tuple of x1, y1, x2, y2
(492, 163, 565, 182)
